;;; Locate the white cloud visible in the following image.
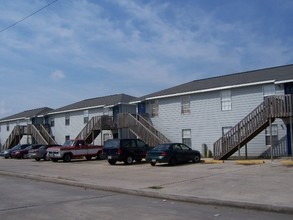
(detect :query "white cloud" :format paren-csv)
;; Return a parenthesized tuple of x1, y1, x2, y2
(50, 70, 65, 80)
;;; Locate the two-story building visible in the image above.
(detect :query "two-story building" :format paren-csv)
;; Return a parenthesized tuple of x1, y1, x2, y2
(132, 64, 293, 159)
(1, 65, 293, 159)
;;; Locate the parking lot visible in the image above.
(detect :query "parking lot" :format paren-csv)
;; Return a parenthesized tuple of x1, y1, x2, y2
(0, 157, 293, 214)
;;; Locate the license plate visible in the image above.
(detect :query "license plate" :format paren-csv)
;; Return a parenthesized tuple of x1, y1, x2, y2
(108, 156, 112, 159)
(152, 159, 156, 162)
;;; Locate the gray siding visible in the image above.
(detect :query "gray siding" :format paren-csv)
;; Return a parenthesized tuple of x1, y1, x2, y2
(145, 83, 288, 157)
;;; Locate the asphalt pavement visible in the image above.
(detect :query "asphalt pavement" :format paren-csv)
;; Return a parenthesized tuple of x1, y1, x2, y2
(0, 157, 293, 214)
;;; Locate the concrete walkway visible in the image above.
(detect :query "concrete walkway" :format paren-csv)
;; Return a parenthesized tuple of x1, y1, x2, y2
(0, 158, 293, 214)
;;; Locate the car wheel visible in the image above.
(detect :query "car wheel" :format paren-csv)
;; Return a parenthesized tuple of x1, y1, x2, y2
(192, 155, 201, 163)
(44, 153, 50, 161)
(150, 161, 156, 166)
(168, 157, 177, 166)
(63, 154, 72, 162)
(108, 159, 116, 165)
(86, 156, 92, 160)
(35, 158, 41, 161)
(124, 155, 133, 165)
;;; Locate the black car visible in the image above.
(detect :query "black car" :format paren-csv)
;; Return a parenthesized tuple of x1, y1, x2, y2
(3, 144, 31, 159)
(103, 138, 152, 165)
(146, 143, 201, 166)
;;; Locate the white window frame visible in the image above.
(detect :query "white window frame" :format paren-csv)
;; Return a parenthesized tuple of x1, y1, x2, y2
(181, 96, 190, 115)
(150, 100, 159, 117)
(182, 129, 192, 147)
(65, 113, 70, 126)
(221, 90, 232, 111)
(263, 84, 276, 97)
(84, 110, 89, 124)
(265, 124, 278, 146)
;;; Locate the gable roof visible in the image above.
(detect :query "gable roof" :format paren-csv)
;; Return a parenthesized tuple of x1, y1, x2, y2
(0, 107, 53, 123)
(134, 64, 293, 102)
(49, 93, 137, 115)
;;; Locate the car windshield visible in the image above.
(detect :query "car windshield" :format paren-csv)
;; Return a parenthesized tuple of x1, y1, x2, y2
(153, 144, 170, 151)
(63, 140, 74, 146)
(104, 139, 119, 149)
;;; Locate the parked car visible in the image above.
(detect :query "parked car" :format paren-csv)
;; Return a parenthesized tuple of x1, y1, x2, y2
(3, 144, 31, 159)
(47, 139, 103, 162)
(28, 144, 60, 161)
(146, 143, 201, 166)
(103, 138, 153, 165)
(11, 144, 43, 159)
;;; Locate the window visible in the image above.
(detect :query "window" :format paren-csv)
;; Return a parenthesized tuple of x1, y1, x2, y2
(181, 96, 190, 114)
(50, 117, 55, 127)
(150, 100, 158, 117)
(137, 139, 146, 148)
(6, 124, 9, 131)
(222, 126, 233, 136)
(265, 124, 278, 146)
(65, 113, 70, 126)
(180, 144, 190, 151)
(65, 135, 70, 141)
(263, 84, 275, 97)
(84, 110, 89, 124)
(182, 129, 191, 147)
(221, 90, 232, 111)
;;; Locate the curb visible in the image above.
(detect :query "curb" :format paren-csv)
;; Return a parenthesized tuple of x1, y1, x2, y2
(281, 160, 293, 166)
(235, 160, 265, 165)
(1, 170, 293, 214)
(201, 159, 224, 164)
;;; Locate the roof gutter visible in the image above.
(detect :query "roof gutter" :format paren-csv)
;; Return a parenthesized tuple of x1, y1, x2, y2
(139, 80, 276, 102)
(47, 105, 105, 115)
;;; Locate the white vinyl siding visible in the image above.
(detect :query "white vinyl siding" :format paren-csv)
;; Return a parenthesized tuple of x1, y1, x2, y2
(147, 84, 274, 157)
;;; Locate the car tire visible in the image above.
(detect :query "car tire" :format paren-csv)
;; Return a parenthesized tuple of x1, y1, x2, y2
(108, 159, 116, 165)
(168, 157, 177, 166)
(63, 154, 72, 162)
(192, 155, 201, 163)
(124, 155, 133, 165)
(44, 153, 49, 161)
(150, 161, 156, 166)
(35, 158, 41, 161)
(86, 156, 92, 160)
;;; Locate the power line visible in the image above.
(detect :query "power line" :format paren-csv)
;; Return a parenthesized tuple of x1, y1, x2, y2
(0, 0, 59, 33)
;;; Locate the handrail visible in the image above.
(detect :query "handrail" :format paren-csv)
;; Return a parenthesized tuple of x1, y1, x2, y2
(27, 124, 48, 145)
(117, 113, 170, 146)
(39, 124, 57, 145)
(135, 114, 170, 143)
(214, 95, 293, 160)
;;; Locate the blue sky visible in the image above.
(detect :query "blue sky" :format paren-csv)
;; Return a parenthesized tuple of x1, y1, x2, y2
(0, 0, 292, 119)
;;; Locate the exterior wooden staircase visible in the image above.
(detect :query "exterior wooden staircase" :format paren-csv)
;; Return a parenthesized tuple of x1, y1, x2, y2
(3, 124, 57, 149)
(75, 115, 116, 143)
(214, 95, 293, 160)
(117, 113, 171, 147)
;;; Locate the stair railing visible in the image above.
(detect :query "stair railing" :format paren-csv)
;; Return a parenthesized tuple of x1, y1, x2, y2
(214, 95, 293, 160)
(27, 124, 48, 145)
(117, 113, 168, 147)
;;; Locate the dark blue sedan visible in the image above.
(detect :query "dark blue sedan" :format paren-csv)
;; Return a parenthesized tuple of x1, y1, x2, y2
(146, 143, 201, 166)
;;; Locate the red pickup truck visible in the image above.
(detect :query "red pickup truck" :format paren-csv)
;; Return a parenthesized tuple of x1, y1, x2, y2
(47, 139, 103, 162)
